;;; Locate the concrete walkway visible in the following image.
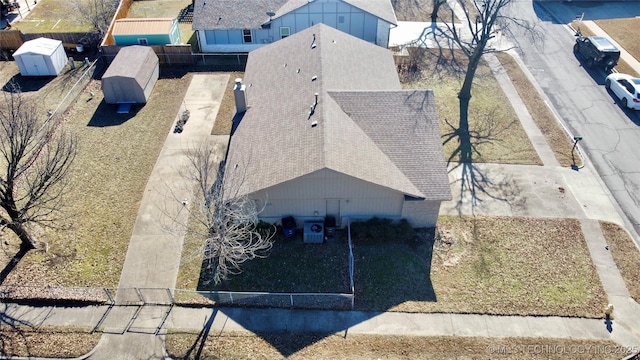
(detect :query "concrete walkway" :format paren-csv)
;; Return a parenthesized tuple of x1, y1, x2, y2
(3, 6, 640, 360)
(91, 74, 230, 359)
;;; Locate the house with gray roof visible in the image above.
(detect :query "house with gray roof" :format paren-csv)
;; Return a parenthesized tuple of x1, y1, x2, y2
(225, 24, 451, 229)
(192, 0, 397, 52)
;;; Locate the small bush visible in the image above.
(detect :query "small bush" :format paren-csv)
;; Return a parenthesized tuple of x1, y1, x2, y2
(350, 217, 416, 245)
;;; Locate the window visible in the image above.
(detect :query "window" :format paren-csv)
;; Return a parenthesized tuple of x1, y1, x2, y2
(338, 15, 345, 24)
(137, 38, 148, 45)
(280, 27, 290, 39)
(243, 29, 253, 43)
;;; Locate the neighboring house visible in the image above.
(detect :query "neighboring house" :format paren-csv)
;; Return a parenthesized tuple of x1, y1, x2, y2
(225, 24, 451, 229)
(112, 18, 181, 46)
(192, 0, 397, 53)
(101, 46, 159, 106)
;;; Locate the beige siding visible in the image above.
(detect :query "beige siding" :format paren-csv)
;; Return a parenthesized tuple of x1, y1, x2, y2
(401, 200, 441, 228)
(252, 168, 403, 221)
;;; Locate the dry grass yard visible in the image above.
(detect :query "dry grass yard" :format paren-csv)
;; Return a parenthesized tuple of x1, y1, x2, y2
(397, 48, 542, 165)
(10, 0, 94, 33)
(165, 332, 623, 360)
(0, 65, 193, 288)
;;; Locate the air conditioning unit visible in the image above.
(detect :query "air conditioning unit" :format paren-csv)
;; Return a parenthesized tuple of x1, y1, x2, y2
(303, 222, 324, 243)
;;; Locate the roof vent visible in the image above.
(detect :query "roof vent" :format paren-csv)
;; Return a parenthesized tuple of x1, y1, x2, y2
(311, 121, 318, 127)
(297, 69, 300, 73)
(311, 43, 316, 49)
(311, 75, 317, 81)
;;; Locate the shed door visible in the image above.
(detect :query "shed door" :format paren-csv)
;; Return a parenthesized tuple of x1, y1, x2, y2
(22, 54, 48, 76)
(326, 199, 340, 225)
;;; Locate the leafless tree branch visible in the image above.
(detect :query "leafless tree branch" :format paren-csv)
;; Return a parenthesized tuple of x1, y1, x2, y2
(0, 83, 77, 253)
(173, 142, 274, 286)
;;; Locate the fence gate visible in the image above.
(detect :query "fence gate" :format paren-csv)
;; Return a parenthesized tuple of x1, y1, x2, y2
(99, 288, 174, 334)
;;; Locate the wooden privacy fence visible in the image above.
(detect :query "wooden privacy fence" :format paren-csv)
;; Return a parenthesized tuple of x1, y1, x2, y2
(101, 44, 194, 65)
(0, 29, 22, 50)
(0, 30, 98, 52)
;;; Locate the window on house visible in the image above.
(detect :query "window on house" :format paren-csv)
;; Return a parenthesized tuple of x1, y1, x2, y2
(243, 29, 253, 43)
(137, 38, 148, 45)
(280, 27, 290, 39)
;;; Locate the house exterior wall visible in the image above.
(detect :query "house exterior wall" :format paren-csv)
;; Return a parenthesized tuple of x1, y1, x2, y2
(401, 200, 442, 228)
(197, 0, 389, 52)
(251, 168, 405, 226)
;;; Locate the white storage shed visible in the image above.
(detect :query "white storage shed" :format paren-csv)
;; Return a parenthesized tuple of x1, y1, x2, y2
(13, 38, 67, 76)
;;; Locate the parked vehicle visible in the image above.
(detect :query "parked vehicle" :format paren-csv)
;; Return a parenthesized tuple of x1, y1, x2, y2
(574, 34, 620, 72)
(605, 73, 640, 110)
(1, 1, 19, 17)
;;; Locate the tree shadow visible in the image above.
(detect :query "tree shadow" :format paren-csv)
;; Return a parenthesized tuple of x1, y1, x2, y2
(167, 308, 217, 360)
(0, 245, 30, 286)
(442, 107, 523, 215)
(0, 303, 37, 357)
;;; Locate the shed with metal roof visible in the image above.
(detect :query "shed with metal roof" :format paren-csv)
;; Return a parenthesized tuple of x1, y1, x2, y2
(101, 46, 159, 105)
(112, 18, 181, 46)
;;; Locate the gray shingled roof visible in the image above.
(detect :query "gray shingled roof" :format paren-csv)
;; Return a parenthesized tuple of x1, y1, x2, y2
(193, 0, 396, 29)
(329, 91, 451, 200)
(192, 0, 288, 29)
(101, 46, 158, 87)
(225, 24, 450, 201)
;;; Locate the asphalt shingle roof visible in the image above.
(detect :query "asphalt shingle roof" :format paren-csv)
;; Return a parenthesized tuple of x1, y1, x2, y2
(225, 24, 450, 201)
(101, 46, 158, 87)
(193, 0, 396, 29)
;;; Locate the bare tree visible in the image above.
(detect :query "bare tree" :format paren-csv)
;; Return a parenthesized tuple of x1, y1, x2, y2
(0, 84, 76, 283)
(431, 0, 446, 23)
(441, 0, 534, 140)
(179, 142, 274, 285)
(71, 0, 119, 39)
